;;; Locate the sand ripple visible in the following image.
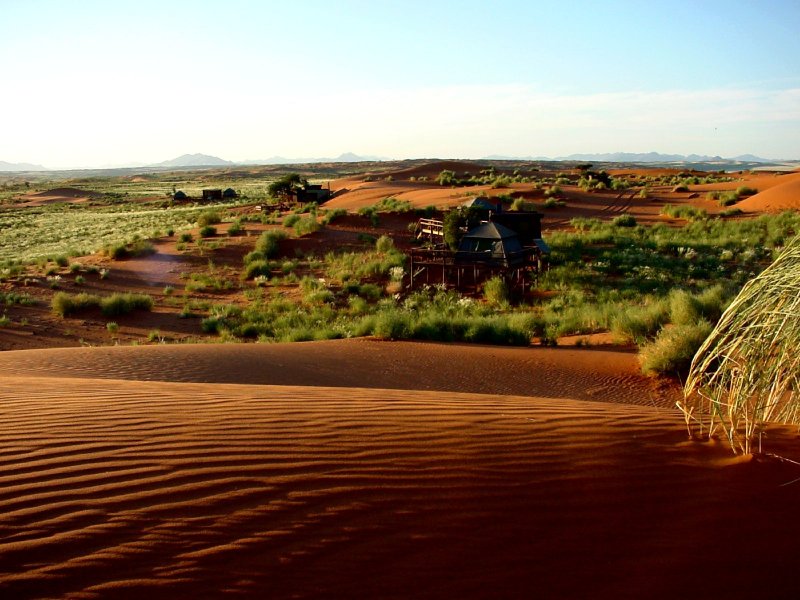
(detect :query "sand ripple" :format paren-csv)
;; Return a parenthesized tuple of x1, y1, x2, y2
(0, 339, 680, 407)
(0, 376, 799, 598)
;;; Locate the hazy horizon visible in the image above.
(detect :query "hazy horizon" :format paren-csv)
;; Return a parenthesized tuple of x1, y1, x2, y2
(3, 0, 799, 169)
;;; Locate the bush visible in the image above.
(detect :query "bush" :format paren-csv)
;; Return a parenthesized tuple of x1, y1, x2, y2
(244, 260, 272, 280)
(543, 198, 565, 209)
(283, 214, 300, 228)
(736, 186, 757, 197)
(436, 170, 456, 186)
(483, 276, 509, 307)
(293, 215, 320, 236)
(639, 321, 713, 375)
(199, 225, 217, 238)
(376, 235, 395, 253)
(100, 293, 154, 316)
(227, 219, 244, 236)
(197, 210, 222, 227)
(103, 239, 155, 260)
(52, 292, 100, 317)
(255, 230, 286, 258)
(612, 214, 636, 227)
(179, 232, 194, 243)
(661, 205, 707, 221)
(322, 208, 347, 225)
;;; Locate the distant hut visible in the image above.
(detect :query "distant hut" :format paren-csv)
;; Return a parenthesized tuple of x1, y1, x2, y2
(222, 187, 238, 199)
(455, 222, 526, 268)
(202, 189, 223, 201)
(461, 196, 500, 212)
(173, 190, 188, 201)
(295, 183, 331, 204)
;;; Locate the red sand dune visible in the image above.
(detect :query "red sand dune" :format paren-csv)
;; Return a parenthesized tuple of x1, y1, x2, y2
(736, 173, 800, 213)
(0, 342, 800, 598)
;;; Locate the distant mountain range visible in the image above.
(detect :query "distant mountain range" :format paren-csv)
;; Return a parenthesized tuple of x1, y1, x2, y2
(0, 160, 48, 172)
(1, 151, 787, 173)
(149, 153, 235, 168)
(240, 152, 388, 165)
(483, 152, 776, 163)
(147, 152, 388, 168)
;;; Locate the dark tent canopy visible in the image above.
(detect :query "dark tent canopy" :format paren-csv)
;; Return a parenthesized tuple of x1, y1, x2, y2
(455, 222, 526, 266)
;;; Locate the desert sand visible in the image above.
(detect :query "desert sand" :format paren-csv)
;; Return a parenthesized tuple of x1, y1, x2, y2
(1, 340, 800, 598)
(736, 172, 800, 212)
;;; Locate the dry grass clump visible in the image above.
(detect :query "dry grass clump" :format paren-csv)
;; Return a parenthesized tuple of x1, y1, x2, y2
(52, 292, 153, 318)
(682, 236, 800, 454)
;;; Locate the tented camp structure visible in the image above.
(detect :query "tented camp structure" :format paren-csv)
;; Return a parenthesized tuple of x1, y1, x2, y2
(409, 214, 549, 292)
(455, 222, 526, 268)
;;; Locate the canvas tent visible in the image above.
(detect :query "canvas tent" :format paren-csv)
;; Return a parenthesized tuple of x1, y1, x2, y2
(455, 222, 527, 267)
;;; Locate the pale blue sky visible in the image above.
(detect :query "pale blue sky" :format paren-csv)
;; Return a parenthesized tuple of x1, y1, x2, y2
(3, 0, 799, 168)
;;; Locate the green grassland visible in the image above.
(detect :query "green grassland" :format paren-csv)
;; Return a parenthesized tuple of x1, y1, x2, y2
(2, 163, 796, 380)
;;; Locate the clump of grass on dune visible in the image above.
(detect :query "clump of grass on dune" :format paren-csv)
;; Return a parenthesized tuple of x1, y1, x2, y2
(52, 291, 154, 317)
(254, 230, 286, 258)
(52, 291, 101, 317)
(100, 293, 154, 316)
(682, 236, 800, 454)
(639, 320, 713, 376)
(103, 238, 155, 260)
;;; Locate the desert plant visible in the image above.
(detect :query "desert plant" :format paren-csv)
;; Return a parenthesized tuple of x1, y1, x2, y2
(199, 225, 217, 238)
(100, 292, 154, 316)
(52, 292, 101, 317)
(639, 320, 712, 376)
(255, 230, 286, 258)
(436, 170, 456, 186)
(483, 276, 509, 307)
(293, 215, 320, 236)
(612, 214, 636, 227)
(227, 219, 244, 236)
(682, 236, 800, 454)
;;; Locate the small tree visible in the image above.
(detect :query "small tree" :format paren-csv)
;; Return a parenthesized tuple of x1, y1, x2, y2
(268, 173, 308, 201)
(436, 170, 456, 186)
(443, 206, 483, 250)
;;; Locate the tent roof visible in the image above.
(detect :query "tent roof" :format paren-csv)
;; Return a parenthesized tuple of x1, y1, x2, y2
(461, 196, 497, 210)
(462, 221, 519, 241)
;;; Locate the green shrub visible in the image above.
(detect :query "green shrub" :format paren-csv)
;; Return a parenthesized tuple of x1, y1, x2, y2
(179, 232, 193, 243)
(612, 214, 636, 227)
(372, 310, 412, 340)
(227, 219, 244, 236)
(104, 239, 155, 260)
(244, 260, 272, 280)
(483, 276, 509, 307)
(735, 186, 757, 197)
(376, 235, 395, 253)
(52, 292, 101, 317)
(199, 225, 217, 238)
(639, 321, 713, 375)
(293, 215, 320, 236)
(255, 230, 286, 258)
(106, 322, 119, 333)
(543, 198, 565, 209)
(283, 214, 300, 228)
(100, 293, 154, 316)
(243, 250, 265, 265)
(661, 205, 707, 221)
(436, 170, 456, 186)
(322, 208, 347, 225)
(197, 210, 222, 227)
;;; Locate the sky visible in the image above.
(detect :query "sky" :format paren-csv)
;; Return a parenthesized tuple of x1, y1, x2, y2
(2, 0, 800, 169)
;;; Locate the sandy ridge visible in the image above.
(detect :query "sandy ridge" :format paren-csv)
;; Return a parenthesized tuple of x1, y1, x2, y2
(0, 339, 680, 407)
(0, 375, 799, 598)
